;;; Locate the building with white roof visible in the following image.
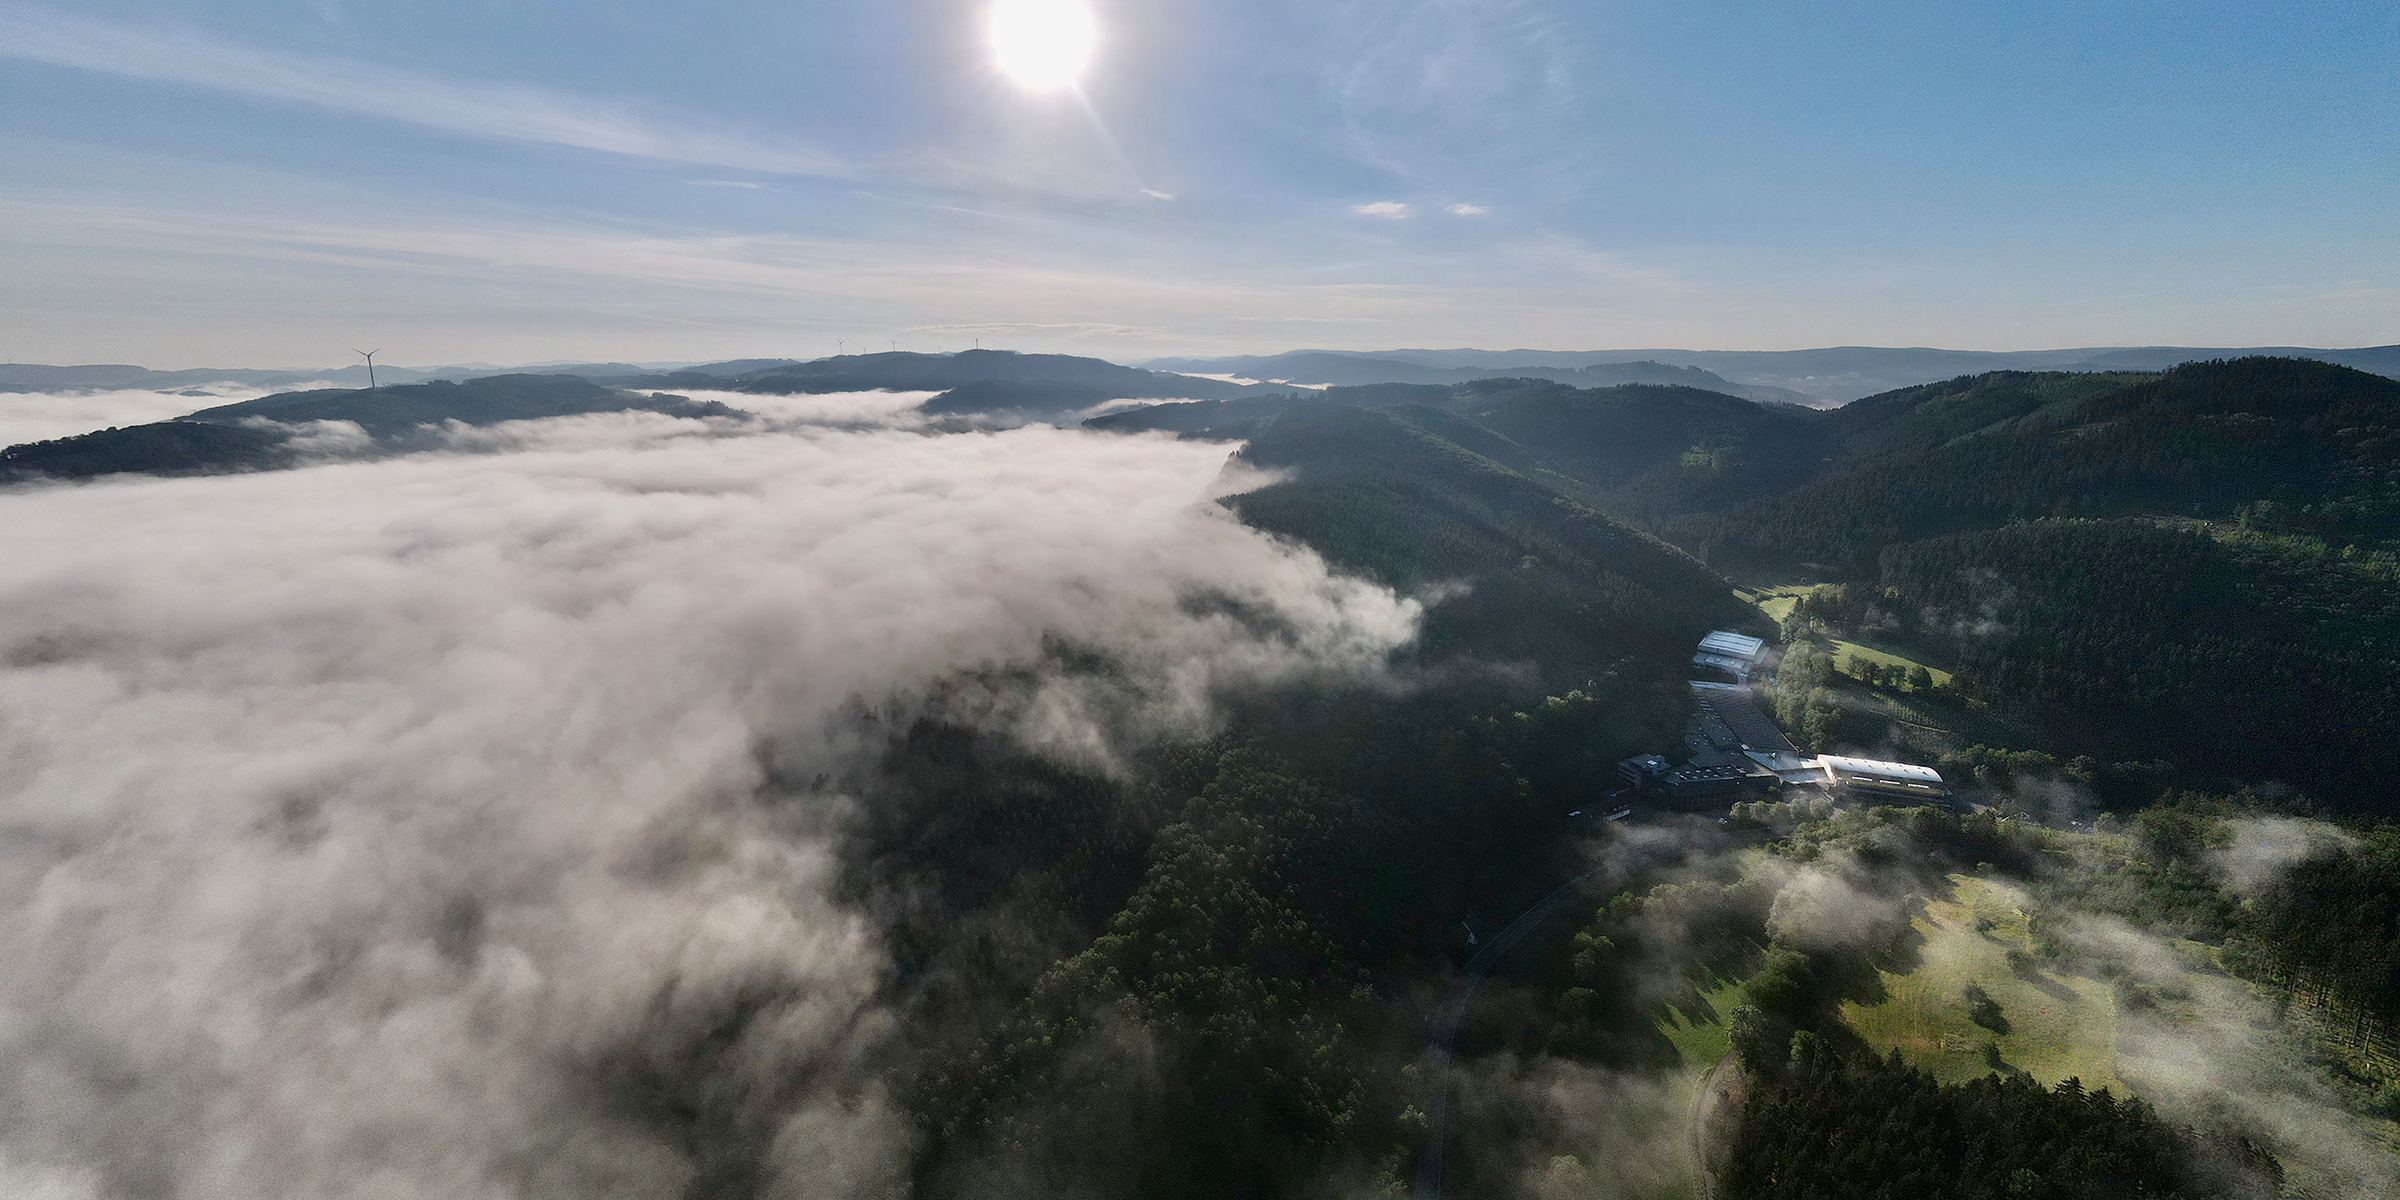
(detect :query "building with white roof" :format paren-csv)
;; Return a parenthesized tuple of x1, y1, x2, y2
(1744, 749, 1831, 788)
(1694, 630, 1768, 682)
(1817, 755, 1950, 799)
(1699, 631, 1766, 661)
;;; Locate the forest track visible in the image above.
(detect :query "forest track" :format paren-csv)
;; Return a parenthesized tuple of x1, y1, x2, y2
(1690, 1050, 1735, 1200)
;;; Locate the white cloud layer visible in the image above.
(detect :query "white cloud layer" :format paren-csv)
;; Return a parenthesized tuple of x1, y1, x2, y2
(1352, 201, 1410, 219)
(0, 409, 1420, 1197)
(0, 384, 302, 446)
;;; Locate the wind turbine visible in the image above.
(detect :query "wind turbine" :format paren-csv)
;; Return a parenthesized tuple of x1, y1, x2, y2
(353, 348, 381, 390)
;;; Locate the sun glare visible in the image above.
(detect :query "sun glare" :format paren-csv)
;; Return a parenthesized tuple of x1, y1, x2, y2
(991, 0, 1098, 92)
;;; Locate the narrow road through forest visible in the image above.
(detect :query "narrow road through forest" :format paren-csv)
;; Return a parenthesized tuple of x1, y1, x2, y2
(1412, 868, 1614, 1199)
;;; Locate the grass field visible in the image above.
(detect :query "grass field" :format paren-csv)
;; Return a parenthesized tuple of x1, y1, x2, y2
(1734, 582, 1958, 688)
(1735, 582, 1823, 624)
(1657, 966, 1749, 1073)
(1842, 874, 2125, 1091)
(1826, 638, 1955, 688)
(1651, 964, 1753, 1200)
(1643, 851, 2400, 1193)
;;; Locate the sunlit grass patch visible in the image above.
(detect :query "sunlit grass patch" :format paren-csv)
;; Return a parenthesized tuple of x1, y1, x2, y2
(1825, 637, 1954, 688)
(1657, 966, 1750, 1073)
(1736, 582, 1828, 624)
(1843, 874, 2124, 1091)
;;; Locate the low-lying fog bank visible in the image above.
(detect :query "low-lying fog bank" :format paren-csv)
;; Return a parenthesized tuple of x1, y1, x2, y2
(0, 407, 1417, 1198)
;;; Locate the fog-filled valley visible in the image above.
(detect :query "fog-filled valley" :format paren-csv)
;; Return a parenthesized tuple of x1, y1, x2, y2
(0, 393, 1422, 1198)
(2, 356, 2397, 1200)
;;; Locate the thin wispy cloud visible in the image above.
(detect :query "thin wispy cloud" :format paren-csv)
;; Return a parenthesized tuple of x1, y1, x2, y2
(1352, 201, 1410, 219)
(0, 7, 850, 178)
(1446, 203, 1489, 216)
(1142, 189, 1177, 201)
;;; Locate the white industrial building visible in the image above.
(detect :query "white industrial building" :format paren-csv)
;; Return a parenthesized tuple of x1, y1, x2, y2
(1814, 755, 1951, 800)
(1611, 626, 1953, 810)
(1693, 630, 1768, 682)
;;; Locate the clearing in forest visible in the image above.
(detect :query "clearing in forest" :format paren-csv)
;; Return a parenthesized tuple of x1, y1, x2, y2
(1843, 874, 2124, 1091)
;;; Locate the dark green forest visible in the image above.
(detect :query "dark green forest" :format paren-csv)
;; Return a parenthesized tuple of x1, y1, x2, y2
(1724, 1038, 2279, 1200)
(1098, 356, 2400, 818)
(1786, 520, 2400, 800)
(842, 362, 2400, 1197)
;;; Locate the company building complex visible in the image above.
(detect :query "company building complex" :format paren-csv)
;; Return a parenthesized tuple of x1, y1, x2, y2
(1618, 630, 1951, 806)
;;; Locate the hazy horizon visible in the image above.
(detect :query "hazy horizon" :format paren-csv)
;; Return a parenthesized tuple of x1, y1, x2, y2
(14, 338, 2400, 377)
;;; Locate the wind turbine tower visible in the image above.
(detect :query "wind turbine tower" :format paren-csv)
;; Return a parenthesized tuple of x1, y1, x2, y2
(354, 348, 381, 390)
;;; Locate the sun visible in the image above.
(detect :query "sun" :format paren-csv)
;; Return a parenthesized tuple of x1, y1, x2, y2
(990, 0, 1098, 92)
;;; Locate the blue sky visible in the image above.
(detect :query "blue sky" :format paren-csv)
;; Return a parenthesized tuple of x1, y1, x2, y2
(1, 0, 2394, 366)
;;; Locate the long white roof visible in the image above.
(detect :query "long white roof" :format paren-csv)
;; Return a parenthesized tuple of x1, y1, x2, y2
(1699, 631, 1766, 660)
(1818, 755, 1947, 784)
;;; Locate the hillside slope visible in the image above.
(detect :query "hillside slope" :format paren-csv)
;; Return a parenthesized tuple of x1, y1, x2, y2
(1224, 404, 1746, 684)
(697, 349, 1266, 405)
(2, 375, 737, 482)
(1672, 359, 2400, 568)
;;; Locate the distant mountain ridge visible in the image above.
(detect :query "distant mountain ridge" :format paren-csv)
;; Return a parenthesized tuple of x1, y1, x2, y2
(1145, 351, 1814, 406)
(625, 349, 1276, 406)
(0, 350, 1282, 482)
(1098, 357, 2400, 560)
(0, 374, 736, 483)
(0, 350, 1250, 405)
(21, 342, 2400, 407)
(1145, 344, 2400, 405)
(0, 359, 758, 395)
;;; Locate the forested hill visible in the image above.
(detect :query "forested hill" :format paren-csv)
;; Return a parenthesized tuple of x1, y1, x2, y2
(1224, 403, 1746, 686)
(1675, 358, 2400, 569)
(866, 408, 1759, 1198)
(1795, 519, 2400, 802)
(1100, 356, 2400, 573)
(185, 373, 739, 431)
(631, 348, 1272, 406)
(1463, 382, 1831, 522)
(1086, 356, 2400, 814)
(0, 374, 735, 482)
